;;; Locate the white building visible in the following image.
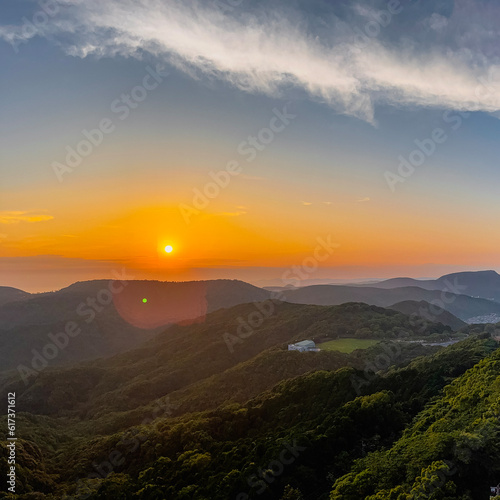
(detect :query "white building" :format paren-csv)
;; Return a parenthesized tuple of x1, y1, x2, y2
(288, 340, 318, 352)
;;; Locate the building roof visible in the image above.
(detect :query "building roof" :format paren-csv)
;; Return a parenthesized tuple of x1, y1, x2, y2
(293, 340, 315, 347)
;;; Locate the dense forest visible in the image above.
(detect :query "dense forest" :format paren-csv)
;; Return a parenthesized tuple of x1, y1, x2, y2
(1, 302, 499, 499)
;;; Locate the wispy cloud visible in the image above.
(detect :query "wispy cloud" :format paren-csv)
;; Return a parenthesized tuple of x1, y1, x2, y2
(3, 1, 500, 122)
(356, 197, 370, 203)
(0, 211, 54, 224)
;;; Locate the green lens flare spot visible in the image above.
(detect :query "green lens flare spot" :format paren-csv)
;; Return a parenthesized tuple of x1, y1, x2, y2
(142, 298, 148, 303)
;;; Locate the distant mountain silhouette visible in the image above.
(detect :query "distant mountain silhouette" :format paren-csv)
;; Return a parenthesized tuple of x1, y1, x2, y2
(2, 272, 499, 372)
(0, 279, 272, 370)
(0, 286, 31, 306)
(367, 270, 500, 301)
(279, 284, 500, 321)
(389, 300, 467, 330)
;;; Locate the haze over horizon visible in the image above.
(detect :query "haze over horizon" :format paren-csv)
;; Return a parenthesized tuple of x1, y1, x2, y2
(3, 266, 500, 295)
(3, 0, 500, 292)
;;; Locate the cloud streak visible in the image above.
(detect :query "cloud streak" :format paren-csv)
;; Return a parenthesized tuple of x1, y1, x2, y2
(3, 0, 500, 122)
(0, 211, 54, 224)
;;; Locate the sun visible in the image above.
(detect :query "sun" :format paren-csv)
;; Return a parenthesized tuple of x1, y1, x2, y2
(164, 245, 173, 253)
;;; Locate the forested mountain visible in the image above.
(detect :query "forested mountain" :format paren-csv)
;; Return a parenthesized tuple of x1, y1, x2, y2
(280, 284, 500, 322)
(3, 273, 499, 374)
(330, 340, 500, 499)
(370, 270, 500, 302)
(0, 287, 31, 306)
(1, 301, 447, 419)
(1, 297, 498, 499)
(389, 300, 467, 331)
(0, 279, 272, 370)
(2, 334, 496, 499)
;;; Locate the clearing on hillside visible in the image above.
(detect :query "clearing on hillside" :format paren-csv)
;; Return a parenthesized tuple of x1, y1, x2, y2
(319, 338, 380, 353)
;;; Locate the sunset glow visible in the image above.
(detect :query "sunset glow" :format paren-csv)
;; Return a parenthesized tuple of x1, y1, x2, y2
(2, 0, 500, 292)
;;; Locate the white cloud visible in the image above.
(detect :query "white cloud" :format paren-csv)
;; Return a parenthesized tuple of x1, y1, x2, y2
(3, 0, 500, 122)
(428, 13, 449, 32)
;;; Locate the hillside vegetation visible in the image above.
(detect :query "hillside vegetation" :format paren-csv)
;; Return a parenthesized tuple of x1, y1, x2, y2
(1, 299, 498, 499)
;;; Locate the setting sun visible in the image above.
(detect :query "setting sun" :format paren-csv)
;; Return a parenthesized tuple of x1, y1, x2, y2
(164, 245, 173, 253)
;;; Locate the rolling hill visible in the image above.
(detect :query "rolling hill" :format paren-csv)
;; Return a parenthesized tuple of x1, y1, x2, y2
(388, 300, 467, 330)
(366, 270, 500, 302)
(4, 271, 500, 378)
(0, 279, 273, 371)
(1, 287, 498, 499)
(279, 284, 500, 322)
(1, 301, 448, 421)
(3, 273, 498, 375)
(3, 332, 496, 499)
(0, 286, 31, 306)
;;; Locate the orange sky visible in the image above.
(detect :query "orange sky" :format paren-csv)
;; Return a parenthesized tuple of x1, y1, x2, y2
(2, 171, 499, 292)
